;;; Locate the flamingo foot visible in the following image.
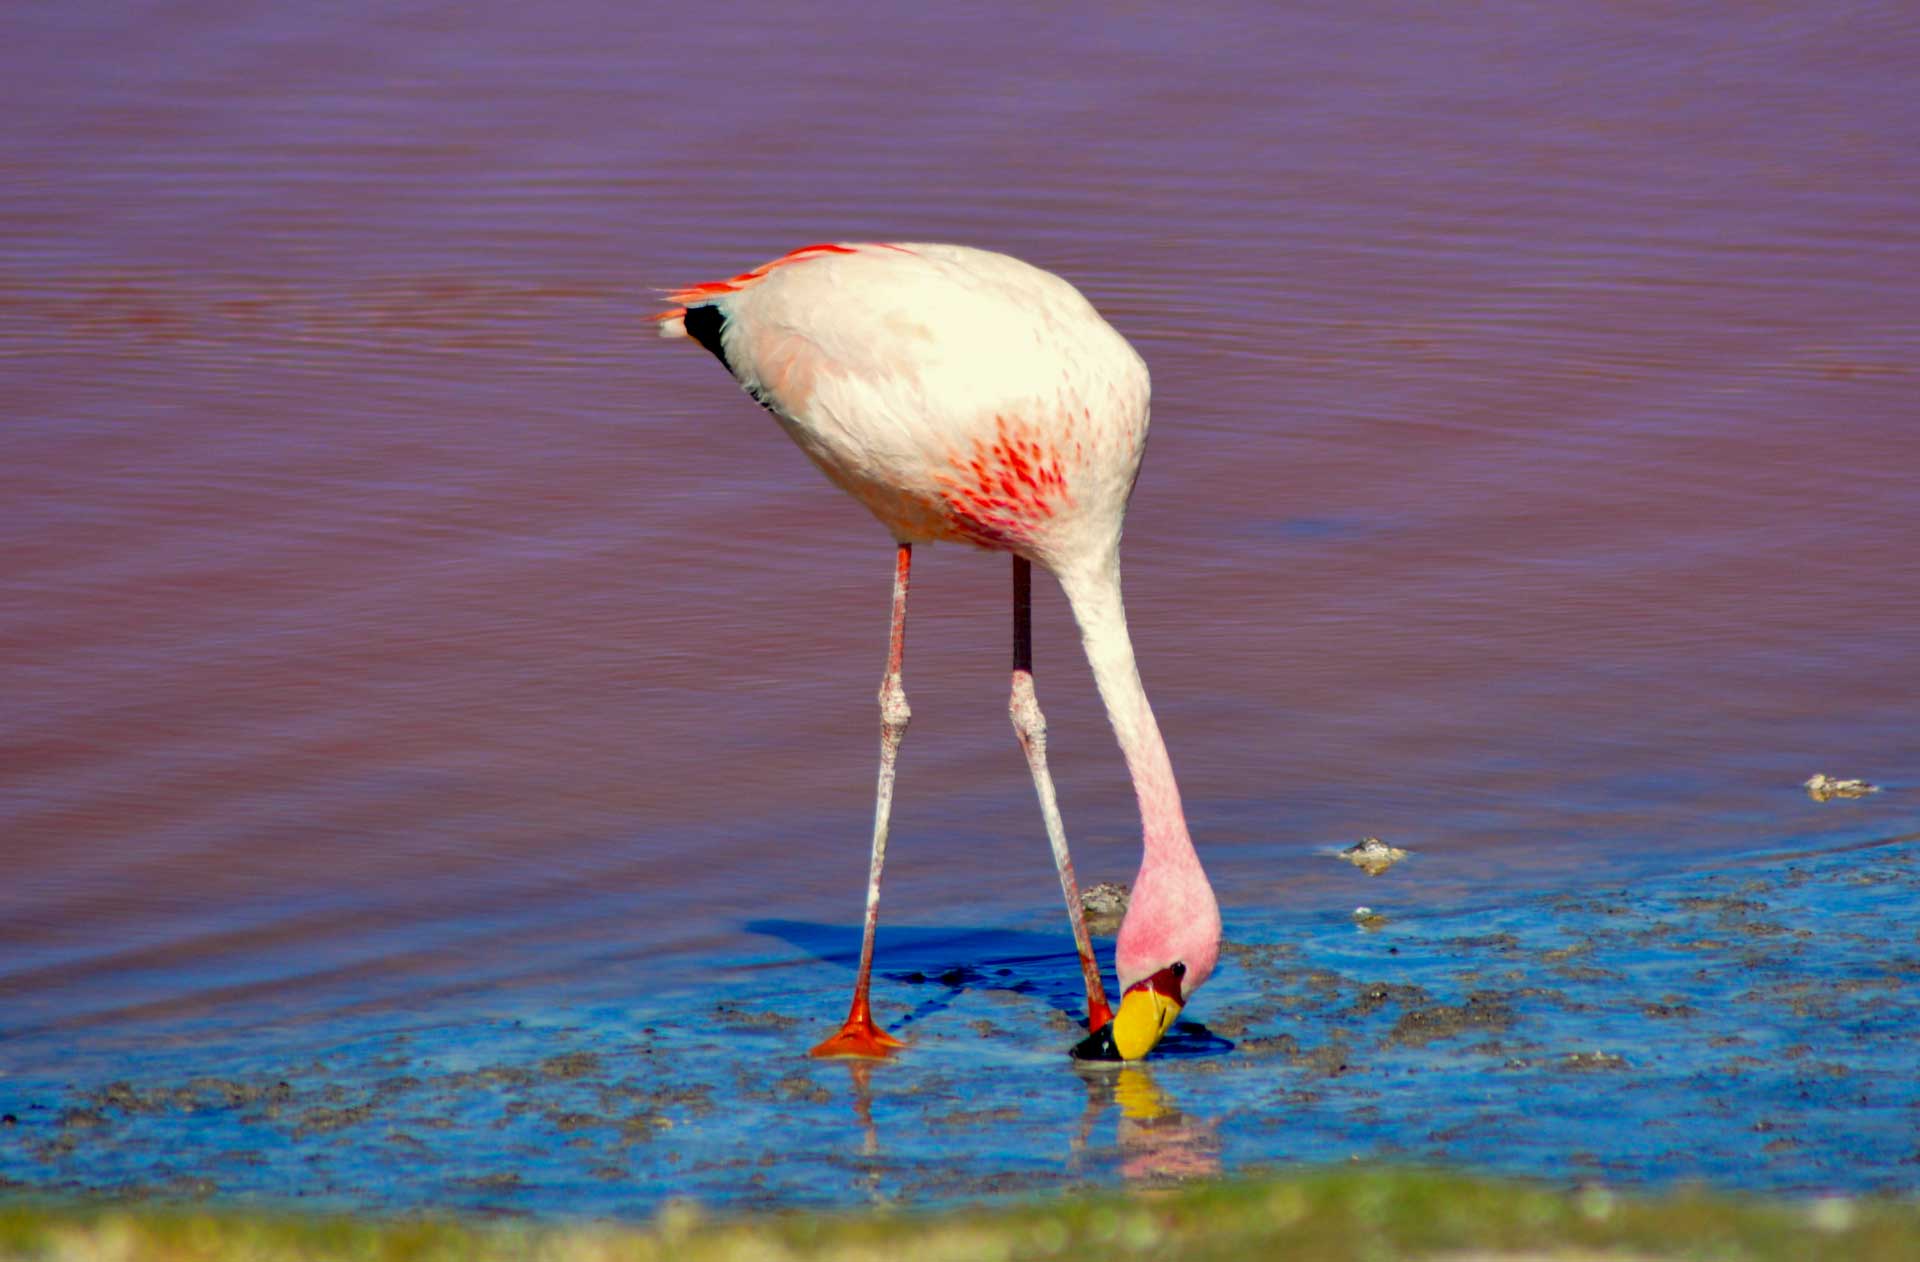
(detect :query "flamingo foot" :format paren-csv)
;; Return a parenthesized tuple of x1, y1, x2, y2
(1086, 994, 1114, 1033)
(809, 1010, 906, 1059)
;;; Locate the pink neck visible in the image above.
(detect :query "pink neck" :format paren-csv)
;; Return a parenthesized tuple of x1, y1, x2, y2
(1058, 552, 1218, 988)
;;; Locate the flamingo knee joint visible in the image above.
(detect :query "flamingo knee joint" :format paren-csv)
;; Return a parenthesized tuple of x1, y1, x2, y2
(879, 673, 911, 737)
(1009, 669, 1047, 750)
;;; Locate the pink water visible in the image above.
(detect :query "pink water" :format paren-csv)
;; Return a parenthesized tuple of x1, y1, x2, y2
(4, 2, 1917, 1046)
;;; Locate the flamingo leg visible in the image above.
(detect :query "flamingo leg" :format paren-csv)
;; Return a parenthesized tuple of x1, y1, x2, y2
(1009, 556, 1114, 1032)
(811, 543, 913, 1058)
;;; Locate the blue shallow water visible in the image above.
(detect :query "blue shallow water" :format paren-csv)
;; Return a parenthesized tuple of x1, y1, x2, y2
(5, 826, 1917, 1215)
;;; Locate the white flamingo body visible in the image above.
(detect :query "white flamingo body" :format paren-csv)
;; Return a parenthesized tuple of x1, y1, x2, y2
(658, 242, 1218, 1059)
(662, 243, 1147, 570)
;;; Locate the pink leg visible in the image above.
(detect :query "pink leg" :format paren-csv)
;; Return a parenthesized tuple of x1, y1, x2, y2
(811, 543, 913, 1058)
(1009, 557, 1114, 1032)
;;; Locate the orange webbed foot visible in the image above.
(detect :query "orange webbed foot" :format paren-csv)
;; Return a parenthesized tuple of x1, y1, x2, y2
(809, 1015, 906, 1059)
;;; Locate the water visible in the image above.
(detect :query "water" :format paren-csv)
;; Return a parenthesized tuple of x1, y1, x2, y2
(7, 842, 1920, 1211)
(3, 0, 1918, 1213)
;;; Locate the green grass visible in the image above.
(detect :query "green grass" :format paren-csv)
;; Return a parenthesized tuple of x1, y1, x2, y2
(4, 1170, 1917, 1262)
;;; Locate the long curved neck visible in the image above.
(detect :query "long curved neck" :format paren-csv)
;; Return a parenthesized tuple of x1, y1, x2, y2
(1056, 551, 1199, 881)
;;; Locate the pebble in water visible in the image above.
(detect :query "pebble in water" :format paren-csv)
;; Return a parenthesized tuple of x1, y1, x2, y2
(1803, 773, 1881, 802)
(1338, 837, 1409, 876)
(1081, 882, 1131, 933)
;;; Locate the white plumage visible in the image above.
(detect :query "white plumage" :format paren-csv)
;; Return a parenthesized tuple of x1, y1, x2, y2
(661, 243, 1148, 573)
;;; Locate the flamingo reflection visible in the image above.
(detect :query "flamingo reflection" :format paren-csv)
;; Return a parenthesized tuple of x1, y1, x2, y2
(1073, 1062, 1221, 1183)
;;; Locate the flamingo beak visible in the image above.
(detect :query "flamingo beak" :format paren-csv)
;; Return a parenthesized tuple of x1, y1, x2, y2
(1070, 964, 1185, 1061)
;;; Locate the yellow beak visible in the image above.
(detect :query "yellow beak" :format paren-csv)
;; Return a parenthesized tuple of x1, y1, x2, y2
(1109, 984, 1183, 1060)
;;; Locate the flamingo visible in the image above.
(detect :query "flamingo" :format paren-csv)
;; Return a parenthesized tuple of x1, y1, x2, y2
(655, 242, 1220, 1060)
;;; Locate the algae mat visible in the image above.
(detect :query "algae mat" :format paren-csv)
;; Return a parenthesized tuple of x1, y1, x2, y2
(3, 835, 1918, 1216)
(5, 1171, 1920, 1262)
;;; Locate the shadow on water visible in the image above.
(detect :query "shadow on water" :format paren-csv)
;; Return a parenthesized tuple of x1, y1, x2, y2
(746, 917, 1103, 1036)
(745, 917, 1237, 1058)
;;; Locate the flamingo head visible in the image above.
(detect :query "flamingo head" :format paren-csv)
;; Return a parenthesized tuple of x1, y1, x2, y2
(1072, 856, 1221, 1061)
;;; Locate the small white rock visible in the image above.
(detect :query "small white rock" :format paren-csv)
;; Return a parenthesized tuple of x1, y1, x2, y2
(1338, 837, 1408, 876)
(1080, 881, 1130, 920)
(1804, 773, 1881, 803)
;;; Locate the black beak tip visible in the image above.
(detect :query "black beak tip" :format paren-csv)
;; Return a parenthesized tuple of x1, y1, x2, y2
(1071, 1023, 1122, 1061)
